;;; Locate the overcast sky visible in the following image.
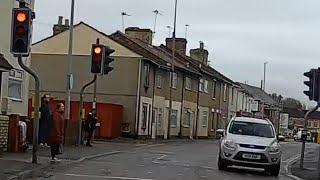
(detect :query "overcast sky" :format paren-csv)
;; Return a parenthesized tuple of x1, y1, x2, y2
(33, 0, 320, 106)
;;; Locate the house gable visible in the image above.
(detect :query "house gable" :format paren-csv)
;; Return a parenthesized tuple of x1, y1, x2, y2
(32, 22, 141, 58)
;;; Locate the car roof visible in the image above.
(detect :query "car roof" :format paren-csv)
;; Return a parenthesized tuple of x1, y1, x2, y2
(232, 117, 271, 125)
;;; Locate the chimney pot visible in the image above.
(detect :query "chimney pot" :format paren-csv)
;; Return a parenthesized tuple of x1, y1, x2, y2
(58, 16, 63, 25)
(190, 41, 209, 65)
(65, 19, 69, 26)
(200, 41, 204, 49)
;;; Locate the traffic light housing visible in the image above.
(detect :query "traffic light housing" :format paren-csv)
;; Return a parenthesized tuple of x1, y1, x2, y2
(303, 69, 320, 101)
(103, 46, 115, 75)
(91, 44, 104, 74)
(11, 8, 32, 56)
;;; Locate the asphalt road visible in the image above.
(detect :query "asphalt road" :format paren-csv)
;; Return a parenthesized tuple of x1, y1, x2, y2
(30, 140, 318, 180)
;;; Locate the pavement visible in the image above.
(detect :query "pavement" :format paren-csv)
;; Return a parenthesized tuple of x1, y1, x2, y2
(290, 143, 320, 180)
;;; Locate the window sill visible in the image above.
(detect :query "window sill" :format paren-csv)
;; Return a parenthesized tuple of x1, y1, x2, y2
(157, 86, 162, 89)
(8, 97, 23, 102)
(182, 125, 190, 128)
(212, 98, 216, 100)
(202, 125, 207, 127)
(185, 88, 195, 92)
(170, 125, 177, 128)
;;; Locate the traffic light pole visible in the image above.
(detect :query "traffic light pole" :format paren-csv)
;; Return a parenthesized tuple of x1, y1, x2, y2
(78, 75, 97, 145)
(17, 55, 40, 164)
(300, 102, 319, 168)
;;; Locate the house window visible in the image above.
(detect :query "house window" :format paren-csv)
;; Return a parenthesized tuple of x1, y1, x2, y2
(8, 69, 23, 101)
(185, 77, 192, 90)
(223, 84, 227, 102)
(156, 74, 162, 88)
(183, 108, 191, 127)
(202, 111, 208, 127)
(143, 63, 150, 87)
(212, 81, 216, 99)
(142, 103, 148, 129)
(199, 79, 205, 92)
(313, 121, 318, 128)
(170, 72, 178, 88)
(204, 80, 209, 93)
(170, 109, 178, 127)
(308, 121, 312, 128)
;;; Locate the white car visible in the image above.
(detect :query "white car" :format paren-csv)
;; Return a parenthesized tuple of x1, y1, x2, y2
(218, 117, 282, 176)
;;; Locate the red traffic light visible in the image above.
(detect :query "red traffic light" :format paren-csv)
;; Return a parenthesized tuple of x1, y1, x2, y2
(94, 47, 102, 54)
(16, 12, 27, 22)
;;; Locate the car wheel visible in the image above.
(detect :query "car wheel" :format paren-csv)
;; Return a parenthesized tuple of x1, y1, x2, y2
(218, 154, 228, 170)
(266, 162, 280, 177)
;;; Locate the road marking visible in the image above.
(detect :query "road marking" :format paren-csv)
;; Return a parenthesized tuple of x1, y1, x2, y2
(64, 173, 155, 180)
(149, 151, 174, 155)
(156, 155, 167, 161)
(282, 154, 303, 180)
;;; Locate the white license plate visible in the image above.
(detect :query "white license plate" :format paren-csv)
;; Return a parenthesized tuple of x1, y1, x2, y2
(242, 154, 261, 160)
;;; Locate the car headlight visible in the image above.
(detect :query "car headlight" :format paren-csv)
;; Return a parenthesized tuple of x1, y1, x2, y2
(269, 142, 280, 153)
(223, 140, 237, 150)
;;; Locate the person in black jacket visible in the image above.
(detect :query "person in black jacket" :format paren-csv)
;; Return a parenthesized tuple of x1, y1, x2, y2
(39, 95, 52, 148)
(85, 109, 97, 147)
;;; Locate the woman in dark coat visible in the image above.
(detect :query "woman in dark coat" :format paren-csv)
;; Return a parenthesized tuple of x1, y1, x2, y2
(39, 95, 52, 147)
(49, 103, 65, 162)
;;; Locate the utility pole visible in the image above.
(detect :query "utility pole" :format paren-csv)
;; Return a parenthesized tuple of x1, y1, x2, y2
(263, 62, 267, 91)
(168, 0, 178, 139)
(166, 26, 173, 37)
(153, 10, 162, 40)
(65, 0, 75, 130)
(185, 24, 190, 39)
(121, 12, 131, 32)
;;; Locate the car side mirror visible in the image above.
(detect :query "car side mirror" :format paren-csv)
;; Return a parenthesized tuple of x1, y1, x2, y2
(217, 129, 225, 138)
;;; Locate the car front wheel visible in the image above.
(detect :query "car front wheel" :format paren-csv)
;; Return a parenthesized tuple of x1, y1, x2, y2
(265, 162, 280, 177)
(218, 154, 228, 170)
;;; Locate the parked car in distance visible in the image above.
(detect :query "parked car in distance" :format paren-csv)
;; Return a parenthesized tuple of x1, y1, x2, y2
(277, 135, 285, 142)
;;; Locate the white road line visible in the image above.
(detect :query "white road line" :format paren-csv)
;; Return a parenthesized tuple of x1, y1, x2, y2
(156, 155, 167, 160)
(282, 154, 303, 180)
(64, 173, 155, 180)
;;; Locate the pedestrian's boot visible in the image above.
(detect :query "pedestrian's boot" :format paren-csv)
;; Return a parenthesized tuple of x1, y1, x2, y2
(86, 143, 93, 147)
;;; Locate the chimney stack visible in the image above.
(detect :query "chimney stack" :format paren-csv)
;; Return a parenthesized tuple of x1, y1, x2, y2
(58, 16, 63, 25)
(125, 27, 153, 44)
(53, 16, 70, 36)
(165, 38, 187, 55)
(190, 41, 209, 65)
(65, 19, 69, 26)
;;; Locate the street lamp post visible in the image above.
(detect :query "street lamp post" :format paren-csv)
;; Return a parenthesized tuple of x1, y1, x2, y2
(65, 0, 75, 142)
(167, 0, 178, 139)
(263, 62, 267, 91)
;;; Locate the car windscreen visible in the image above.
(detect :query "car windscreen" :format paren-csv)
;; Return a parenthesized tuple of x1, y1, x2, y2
(228, 121, 275, 138)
